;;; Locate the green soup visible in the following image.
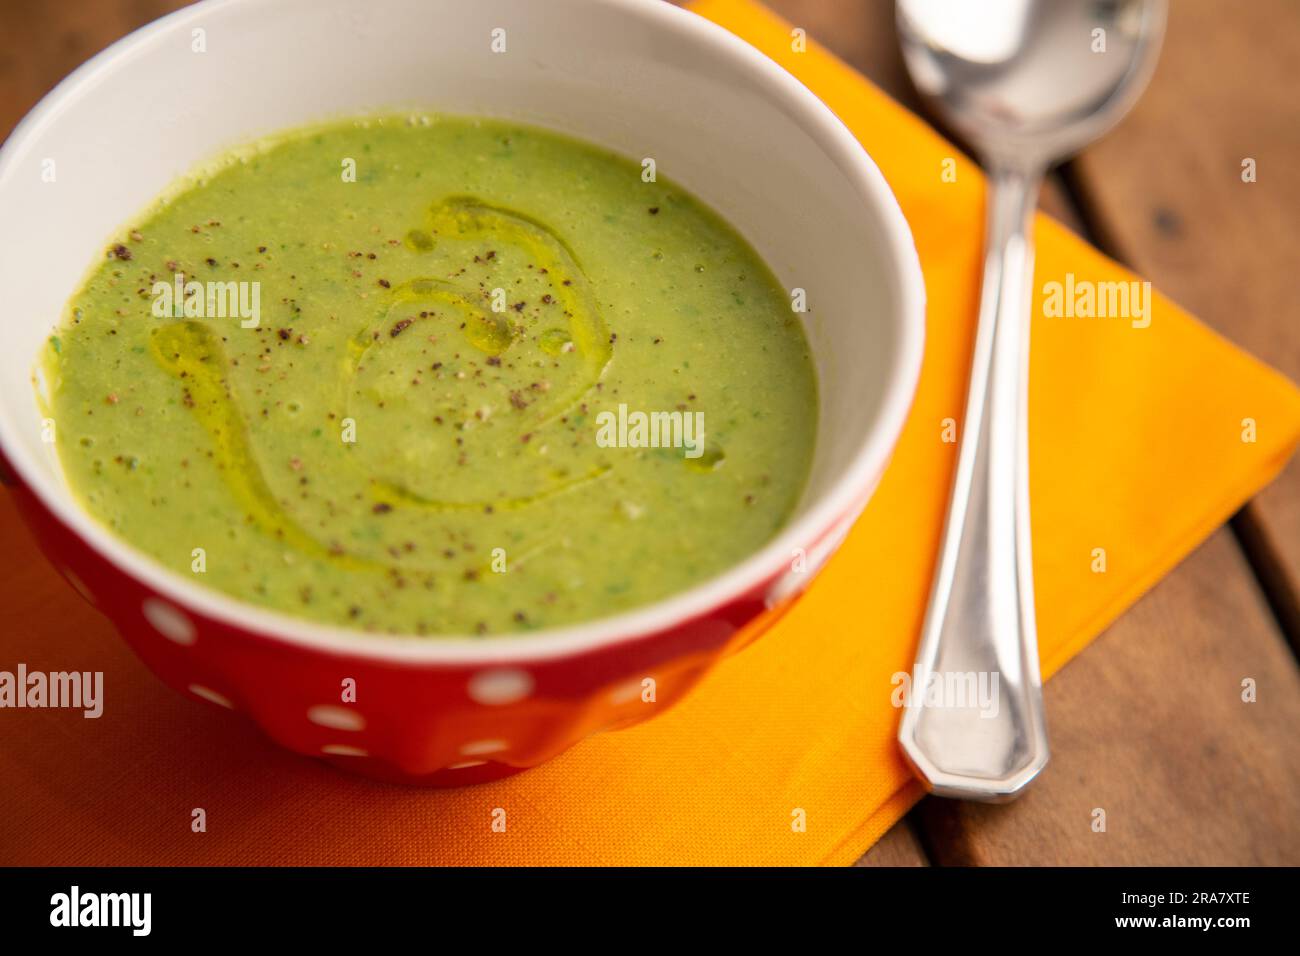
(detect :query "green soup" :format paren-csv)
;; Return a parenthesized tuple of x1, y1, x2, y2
(43, 115, 817, 636)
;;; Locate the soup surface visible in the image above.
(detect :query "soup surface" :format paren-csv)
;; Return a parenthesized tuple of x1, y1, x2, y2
(43, 115, 817, 636)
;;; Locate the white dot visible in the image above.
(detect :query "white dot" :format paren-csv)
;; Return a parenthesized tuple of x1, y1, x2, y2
(63, 569, 95, 606)
(307, 705, 365, 731)
(467, 668, 533, 705)
(609, 679, 644, 705)
(448, 760, 487, 770)
(459, 739, 507, 756)
(322, 744, 368, 757)
(188, 684, 233, 709)
(143, 597, 196, 645)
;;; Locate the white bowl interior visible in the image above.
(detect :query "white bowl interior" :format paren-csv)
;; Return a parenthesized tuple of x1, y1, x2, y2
(0, 0, 922, 655)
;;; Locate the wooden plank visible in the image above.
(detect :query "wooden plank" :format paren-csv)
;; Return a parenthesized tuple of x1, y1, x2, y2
(1066, 0, 1300, 635)
(916, 528, 1300, 865)
(0, 0, 191, 138)
(854, 817, 928, 867)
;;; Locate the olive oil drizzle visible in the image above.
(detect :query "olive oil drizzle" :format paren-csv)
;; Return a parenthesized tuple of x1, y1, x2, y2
(347, 196, 617, 512)
(148, 320, 380, 570)
(150, 197, 617, 536)
(420, 195, 612, 426)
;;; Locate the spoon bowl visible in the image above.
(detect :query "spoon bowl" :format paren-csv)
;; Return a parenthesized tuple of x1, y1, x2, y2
(898, 0, 1167, 166)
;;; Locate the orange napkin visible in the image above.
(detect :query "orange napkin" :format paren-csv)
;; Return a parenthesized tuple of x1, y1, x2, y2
(2, 0, 1298, 866)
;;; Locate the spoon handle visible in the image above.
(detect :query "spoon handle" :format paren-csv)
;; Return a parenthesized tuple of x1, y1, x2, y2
(898, 165, 1049, 802)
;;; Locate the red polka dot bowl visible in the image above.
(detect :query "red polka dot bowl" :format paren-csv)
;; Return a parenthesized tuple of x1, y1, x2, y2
(0, 0, 923, 785)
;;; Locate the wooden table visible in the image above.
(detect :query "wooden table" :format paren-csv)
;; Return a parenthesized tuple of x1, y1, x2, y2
(2, 0, 1296, 866)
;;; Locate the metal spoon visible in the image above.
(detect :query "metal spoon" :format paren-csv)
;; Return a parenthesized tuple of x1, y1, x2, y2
(895, 0, 1166, 801)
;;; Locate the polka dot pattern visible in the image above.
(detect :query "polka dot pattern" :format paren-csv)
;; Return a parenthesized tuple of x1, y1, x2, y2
(609, 678, 645, 705)
(307, 705, 365, 731)
(321, 744, 368, 757)
(459, 739, 507, 756)
(467, 668, 534, 705)
(188, 684, 233, 709)
(142, 597, 196, 645)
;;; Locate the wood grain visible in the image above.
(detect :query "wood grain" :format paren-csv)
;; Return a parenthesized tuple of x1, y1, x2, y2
(854, 817, 928, 867)
(1065, 0, 1300, 639)
(0, 0, 191, 138)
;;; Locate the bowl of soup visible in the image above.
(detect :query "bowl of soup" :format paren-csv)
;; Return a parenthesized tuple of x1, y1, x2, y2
(0, 0, 924, 784)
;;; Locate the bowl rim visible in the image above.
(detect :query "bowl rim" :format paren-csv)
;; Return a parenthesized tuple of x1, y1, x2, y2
(0, 0, 926, 665)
